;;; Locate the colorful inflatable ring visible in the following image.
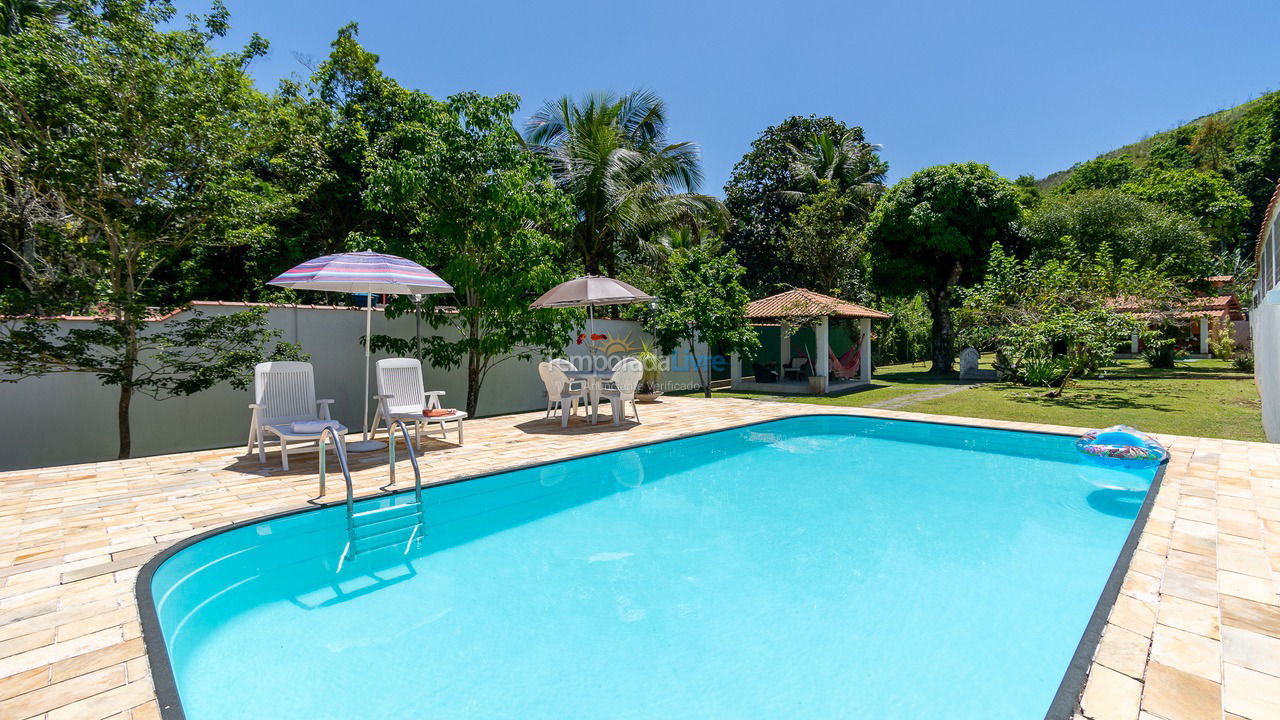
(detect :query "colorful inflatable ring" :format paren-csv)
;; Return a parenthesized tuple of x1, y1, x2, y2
(1076, 425, 1167, 468)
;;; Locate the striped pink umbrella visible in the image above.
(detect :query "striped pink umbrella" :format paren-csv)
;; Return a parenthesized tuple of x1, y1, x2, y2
(268, 251, 453, 451)
(267, 250, 452, 295)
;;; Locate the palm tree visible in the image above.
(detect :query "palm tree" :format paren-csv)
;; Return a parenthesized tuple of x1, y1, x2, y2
(524, 89, 727, 275)
(1, 0, 68, 36)
(777, 129, 886, 220)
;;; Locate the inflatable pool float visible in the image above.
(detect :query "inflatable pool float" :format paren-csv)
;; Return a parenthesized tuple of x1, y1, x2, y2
(1076, 425, 1167, 468)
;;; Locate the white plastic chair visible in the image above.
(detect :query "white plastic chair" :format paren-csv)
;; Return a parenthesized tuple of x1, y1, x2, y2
(596, 357, 643, 426)
(247, 361, 347, 470)
(371, 358, 467, 449)
(538, 361, 586, 428)
(782, 357, 808, 380)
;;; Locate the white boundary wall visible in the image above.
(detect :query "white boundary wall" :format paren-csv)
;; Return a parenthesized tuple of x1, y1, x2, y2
(1254, 187, 1280, 442)
(0, 304, 707, 471)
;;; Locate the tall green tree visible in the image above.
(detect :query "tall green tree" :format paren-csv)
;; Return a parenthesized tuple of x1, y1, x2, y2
(865, 163, 1022, 374)
(0, 0, 299, 457)
(1025, 188, 1213, 279)
(523, 89, 725, 276)
(1053, 155, 1138, 194)
(724, 115, 885, 295)
(177, 22, 406, 302)
(781, 182, 866, 295)
(645, 243, 759, 398)
(365, 91, 577, 416)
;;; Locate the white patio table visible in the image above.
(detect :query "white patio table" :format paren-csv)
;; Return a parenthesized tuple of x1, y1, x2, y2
(564, 368, 613, 425)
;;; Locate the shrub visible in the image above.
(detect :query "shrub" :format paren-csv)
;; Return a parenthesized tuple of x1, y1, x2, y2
(1020, 356, 1072, 387)
(1233, 351, 1255, 373)
(1143, 344, 1177, 369)
(1209, 317, 1236, 360)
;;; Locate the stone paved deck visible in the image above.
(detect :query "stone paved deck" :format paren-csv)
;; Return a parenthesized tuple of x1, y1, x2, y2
(0, 396, 1277, 720)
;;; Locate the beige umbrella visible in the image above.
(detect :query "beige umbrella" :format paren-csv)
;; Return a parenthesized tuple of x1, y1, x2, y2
(530, 276, 655, 361)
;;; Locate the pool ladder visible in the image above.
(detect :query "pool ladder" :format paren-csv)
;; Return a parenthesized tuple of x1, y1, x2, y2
(317, 420, 426, 570)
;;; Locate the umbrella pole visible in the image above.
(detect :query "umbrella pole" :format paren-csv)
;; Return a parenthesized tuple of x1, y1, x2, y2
(346, 292, 385, 453)
(589, 304, 596, 370)
(360, 289, 371, 438)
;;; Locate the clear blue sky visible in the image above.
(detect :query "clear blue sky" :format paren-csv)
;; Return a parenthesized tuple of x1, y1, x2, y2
(181, 0, 1280, 194)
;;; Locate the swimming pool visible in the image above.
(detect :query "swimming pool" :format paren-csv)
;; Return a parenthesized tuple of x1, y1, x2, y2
(140, 415, 1160, 719)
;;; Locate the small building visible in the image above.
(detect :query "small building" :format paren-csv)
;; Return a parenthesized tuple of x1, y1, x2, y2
(1111, 290, 1245, 358)
(729, 289, 890, 394)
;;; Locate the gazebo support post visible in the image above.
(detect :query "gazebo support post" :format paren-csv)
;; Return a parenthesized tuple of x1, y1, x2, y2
(779, 321, 790, 372)
(859, 317, 872, 383)
(1199, 316, 1210, 355)
(815, 316, 830, 393)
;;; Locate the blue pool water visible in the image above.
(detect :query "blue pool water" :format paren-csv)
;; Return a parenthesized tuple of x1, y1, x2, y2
(148, 416, 1157, 719)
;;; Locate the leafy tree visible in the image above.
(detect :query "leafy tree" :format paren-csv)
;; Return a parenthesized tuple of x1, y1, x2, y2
(1190, 117, 1231, 172)
(1024, 189, 1213, 278)
(365, 91, 578, 416)
(865, 163, 1022, 374)
(645, 243, 759, 398)
(959, 243, 1174, 397)
(1054, 156, 1137, 194)
(781, 182, 866, 295)
(0, 0, 297, 457)
(176, 23, 405, 302)
(1120, 168, 1250, 251)
(1146, 125, 1199, 170)
(723, 115, 885, 295)
(523, 90, 725, 276)
(1012, 174, 1042, 210)
(1228, 92, 1280, 242)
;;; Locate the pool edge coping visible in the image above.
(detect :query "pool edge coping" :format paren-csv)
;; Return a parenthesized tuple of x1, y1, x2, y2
(134, 410, 1159, 720)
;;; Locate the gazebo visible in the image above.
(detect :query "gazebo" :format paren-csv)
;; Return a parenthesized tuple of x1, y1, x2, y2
(730, 288, 891, 394)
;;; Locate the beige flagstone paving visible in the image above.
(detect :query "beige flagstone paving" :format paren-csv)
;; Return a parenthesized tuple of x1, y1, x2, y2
(0, 396, 1277, 719)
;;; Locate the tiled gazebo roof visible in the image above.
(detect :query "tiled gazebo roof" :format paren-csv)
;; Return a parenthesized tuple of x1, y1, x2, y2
(1108, 295, 1244, 321)
(745, 289, 890, 321)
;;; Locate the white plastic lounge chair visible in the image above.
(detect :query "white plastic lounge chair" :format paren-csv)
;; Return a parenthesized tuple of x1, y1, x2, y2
(538, 361, 586, 428)
(247, 361, 347, 470)
(371, 358, 467, 449)
(596, 357, 643, 426)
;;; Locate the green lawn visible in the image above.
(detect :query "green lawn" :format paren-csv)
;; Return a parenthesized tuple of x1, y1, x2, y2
(713, 359, 1265, 441)
(911, 359, 1264, 441)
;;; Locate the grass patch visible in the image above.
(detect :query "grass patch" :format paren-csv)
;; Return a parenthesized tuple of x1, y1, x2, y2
(909, 359, 1263, 441)
(711, 358, 1263, 441)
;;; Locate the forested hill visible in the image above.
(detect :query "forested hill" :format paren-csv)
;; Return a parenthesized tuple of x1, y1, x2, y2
(1034, 89, 1280, 254)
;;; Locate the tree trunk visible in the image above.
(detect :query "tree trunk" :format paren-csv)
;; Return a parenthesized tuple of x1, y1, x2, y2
(926, 261, 964, 375)
(465, 314, 481, 417)
(116, 383, 133, 459)
(926, 299, 955, 375)
(690, 339, 710, 398)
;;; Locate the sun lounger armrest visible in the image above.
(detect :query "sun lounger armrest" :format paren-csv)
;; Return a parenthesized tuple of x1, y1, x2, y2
(248, 403, 263, 410)
(315, 398, 335, 419)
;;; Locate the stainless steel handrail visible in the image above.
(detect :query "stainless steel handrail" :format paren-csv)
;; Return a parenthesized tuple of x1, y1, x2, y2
(317, 425, 356, 541)
(320, 421, 426, 568)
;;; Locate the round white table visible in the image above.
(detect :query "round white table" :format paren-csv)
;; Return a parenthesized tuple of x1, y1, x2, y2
(564, 368, 613, 424)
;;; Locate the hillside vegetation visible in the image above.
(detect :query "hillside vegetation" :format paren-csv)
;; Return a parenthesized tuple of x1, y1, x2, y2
(1035, 90, 1280, 258)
